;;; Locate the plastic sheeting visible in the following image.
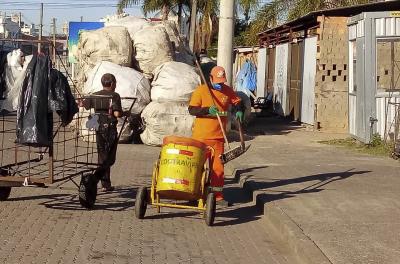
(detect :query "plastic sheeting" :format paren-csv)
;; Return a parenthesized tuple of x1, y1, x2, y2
(16, 55, 52, 147)
(133, 26, 173, 79)
(2, 55, 33, 111)
(236, 60, 257, 95)
(151, 61, 200, 103)
(84, 61, 151, 115)
(140, 102, 195, 146)
(4, 49, 24, 100)
(0, 51, 8, 98)
(16, 55, 78, 147)
(49, 69, 79, 126)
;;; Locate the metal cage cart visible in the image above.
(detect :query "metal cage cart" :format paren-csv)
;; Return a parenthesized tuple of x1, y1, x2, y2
(0, 39, 136, 208)
(0, 95, 136, 208)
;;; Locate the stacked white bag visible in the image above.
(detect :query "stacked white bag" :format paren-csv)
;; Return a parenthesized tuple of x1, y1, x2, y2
(140, 102, 194, 146)
(74, 15, 199, 145)
(76, 26, 133, 88)
(133, 26, 174, 79)
(153, 21, 194, 65)
(151, 61, 200, 102)
(84, 61, 151, 115)
(140, 62, 200, 146)
(79, 61, 151, 142)
(105, 16, 151, 40)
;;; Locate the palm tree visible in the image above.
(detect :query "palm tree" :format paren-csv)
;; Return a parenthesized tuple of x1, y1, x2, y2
(117, 0, 260, 50)
(239, 0, 259, 24)
(258, 0, 378, 22)
(118, 0, 176, 20)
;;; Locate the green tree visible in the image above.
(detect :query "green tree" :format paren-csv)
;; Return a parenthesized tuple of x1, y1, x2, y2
(240, 0, 380, 46)
(118, 0, 189, 20)
(238, 0, 259, 24)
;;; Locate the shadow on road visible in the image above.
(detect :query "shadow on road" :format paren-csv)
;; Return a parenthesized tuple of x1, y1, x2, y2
(239, 169, 371, 205)
(8, 186, 137, 211)
(212, 184, 262, 227)
(245, 116, 303, 137)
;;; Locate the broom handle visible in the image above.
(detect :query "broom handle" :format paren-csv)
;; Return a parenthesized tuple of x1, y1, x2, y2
(237, 119, 245, 149)
(194, 58, 230, 148)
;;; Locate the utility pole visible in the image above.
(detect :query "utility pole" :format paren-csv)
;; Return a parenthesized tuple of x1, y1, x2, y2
(52, 18, 56, 64)
(217, 0, 235, 86)
(189, 0, 197, 52)
(19, 12, 22, 27)
(38, 3, 43, 53)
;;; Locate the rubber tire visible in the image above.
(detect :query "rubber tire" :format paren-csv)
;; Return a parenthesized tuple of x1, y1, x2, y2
(79, 174, 98, 209)
(135, 187, 148, 219)
(204, 193, 216, 226)
(0, 187, 11, 201)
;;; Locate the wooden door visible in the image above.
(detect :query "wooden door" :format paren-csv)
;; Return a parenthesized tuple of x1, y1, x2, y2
(289, 42, 302, 121)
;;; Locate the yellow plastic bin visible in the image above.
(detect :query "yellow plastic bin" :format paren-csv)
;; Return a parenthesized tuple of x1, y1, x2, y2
(156, 136, 208, 200)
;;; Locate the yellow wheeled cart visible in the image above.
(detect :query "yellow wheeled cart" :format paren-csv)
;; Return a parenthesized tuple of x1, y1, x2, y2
(134, 136, 217, 226)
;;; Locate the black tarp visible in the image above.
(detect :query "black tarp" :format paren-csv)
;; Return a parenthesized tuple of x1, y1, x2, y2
(48, 69, 78, 126)
(16, 55, 78, 147)
(0, 51, 9, 99)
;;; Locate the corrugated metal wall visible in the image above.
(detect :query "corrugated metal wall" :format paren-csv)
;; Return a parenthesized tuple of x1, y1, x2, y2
(376, 17, 400, 36)
(376, 97, 400, 139)
(349, 95, 357, 135)
(273, 43, 290, 116)
(257, 48, 268, 98)
(301, 37, 317, 125)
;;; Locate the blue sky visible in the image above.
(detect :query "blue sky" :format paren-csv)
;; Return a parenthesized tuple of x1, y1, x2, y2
(1, 0, 143, 35)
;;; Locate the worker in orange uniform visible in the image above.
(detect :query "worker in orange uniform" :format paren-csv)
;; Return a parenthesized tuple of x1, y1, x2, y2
(188, 66, 244, 206)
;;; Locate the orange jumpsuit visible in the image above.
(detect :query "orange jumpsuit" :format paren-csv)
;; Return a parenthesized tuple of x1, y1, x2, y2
(189, 84, 241, 199)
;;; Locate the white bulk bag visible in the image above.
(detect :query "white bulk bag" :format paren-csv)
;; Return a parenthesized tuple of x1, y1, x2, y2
(140, 102, 195, 146)
(153, 21, 194, 65)
(133, 26, 173, 79)
(105, 16, 151, 40)
(76, 26, 133, 85)
(84, 61, 151, 115)
(151, 61, 200, 102)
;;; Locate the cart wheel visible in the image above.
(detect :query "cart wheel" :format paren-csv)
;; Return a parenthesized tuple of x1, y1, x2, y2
(204, 192, 216, 226)
(79, 174, 98, 209)
(0, 187, 11, 201)
(135, 187, 148, 219)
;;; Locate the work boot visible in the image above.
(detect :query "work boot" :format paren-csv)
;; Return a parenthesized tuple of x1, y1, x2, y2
(101, 186, 115, 192)
(216, 199, 230, 207)
(216, 194, 231, 207)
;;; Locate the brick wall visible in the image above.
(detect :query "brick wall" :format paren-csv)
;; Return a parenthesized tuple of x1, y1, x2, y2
(315, 16, 349, 133)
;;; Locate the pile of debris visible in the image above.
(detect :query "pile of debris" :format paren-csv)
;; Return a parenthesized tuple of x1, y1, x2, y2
(75, 16, 199, 146)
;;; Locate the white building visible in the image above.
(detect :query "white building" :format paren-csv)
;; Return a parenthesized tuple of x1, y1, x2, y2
(21, 23, 38, 36)
(0, 15, 20, 39)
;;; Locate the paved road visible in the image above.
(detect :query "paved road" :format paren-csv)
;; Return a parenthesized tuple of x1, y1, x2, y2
(0, 144, 292, 264)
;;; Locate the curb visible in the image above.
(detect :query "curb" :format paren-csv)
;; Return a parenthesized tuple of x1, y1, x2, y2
(231, 168, 332, 264)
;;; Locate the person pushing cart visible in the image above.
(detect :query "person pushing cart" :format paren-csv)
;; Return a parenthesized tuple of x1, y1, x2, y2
(188, 65, 244, 206)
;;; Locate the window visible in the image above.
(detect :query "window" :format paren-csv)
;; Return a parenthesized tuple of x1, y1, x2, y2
(376, 39, 400, 92)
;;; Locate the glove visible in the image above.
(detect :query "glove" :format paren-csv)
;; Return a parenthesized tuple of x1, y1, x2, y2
(236, 111, 244, 123)
(208, 105, 219, 116)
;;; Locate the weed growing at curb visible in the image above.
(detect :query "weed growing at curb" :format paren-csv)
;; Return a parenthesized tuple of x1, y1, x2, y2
(319, 134, 395, 157)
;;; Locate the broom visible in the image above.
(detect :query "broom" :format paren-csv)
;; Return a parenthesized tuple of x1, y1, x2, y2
(194, 59, 250, 164)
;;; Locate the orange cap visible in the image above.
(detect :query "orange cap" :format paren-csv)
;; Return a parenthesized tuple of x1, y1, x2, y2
(210, 66, 227, 84)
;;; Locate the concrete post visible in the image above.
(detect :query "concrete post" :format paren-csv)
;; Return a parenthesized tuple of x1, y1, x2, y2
(217, 0, 235, 86)
(38, 3, 43, 53)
